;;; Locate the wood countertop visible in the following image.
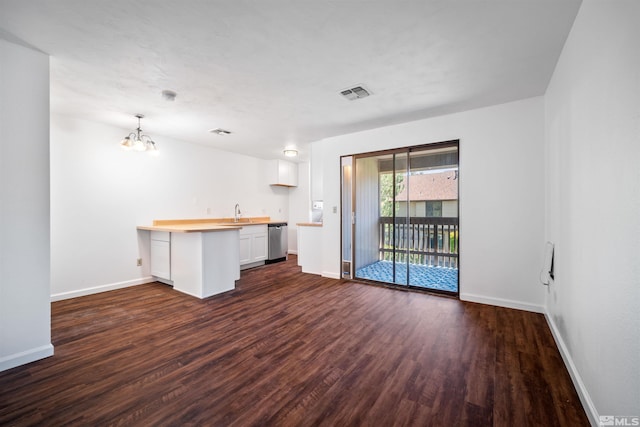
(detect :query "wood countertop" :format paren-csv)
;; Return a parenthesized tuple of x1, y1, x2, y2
(137, 224, 242, 233)
(297, 222, 323, 227)
(138, 217, 288, 233)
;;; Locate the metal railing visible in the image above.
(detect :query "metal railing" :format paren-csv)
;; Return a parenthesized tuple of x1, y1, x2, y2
(379, 217, 459, 268)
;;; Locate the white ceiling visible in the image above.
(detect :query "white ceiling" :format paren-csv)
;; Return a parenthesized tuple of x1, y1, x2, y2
(0, 0, 581, 161)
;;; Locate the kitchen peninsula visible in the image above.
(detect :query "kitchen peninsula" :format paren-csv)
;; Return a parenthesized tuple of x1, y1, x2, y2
(137, 217, 277, 299)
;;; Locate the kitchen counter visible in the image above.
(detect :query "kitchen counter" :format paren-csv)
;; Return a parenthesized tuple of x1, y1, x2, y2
(137, 217, 286, 299)
(137, 217, 287, 233)
(137, 224, 242, 233)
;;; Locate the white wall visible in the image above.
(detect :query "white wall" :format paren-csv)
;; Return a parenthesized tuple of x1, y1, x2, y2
(288, 162, 310, 254)
(309, 143, 324, 201)
(50, 114, 290, 300)
(544, 1, 640, 422)
(314, 97, 546, 311)
(0, 39, 53, 371)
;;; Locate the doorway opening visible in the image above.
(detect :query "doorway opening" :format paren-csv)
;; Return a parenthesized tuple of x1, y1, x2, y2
(341, 141, 459, 295)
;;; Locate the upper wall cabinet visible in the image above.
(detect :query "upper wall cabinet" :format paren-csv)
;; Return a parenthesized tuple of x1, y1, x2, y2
(268, 159, 298, 187)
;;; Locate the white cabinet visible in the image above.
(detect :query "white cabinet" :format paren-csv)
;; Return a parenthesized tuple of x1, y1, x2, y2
(150, 231, 171, 281)
(252, 232, 268, 261)
(239, 234, 252, 264)
(239, 224, 268, 269)
(268, 159, 298, 187)
(171, 230, 240, 299)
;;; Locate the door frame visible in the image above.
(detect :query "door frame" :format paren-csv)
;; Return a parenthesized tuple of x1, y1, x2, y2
(340, 139, 460, 296)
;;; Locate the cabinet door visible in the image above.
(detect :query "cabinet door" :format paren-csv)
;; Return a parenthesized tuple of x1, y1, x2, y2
(252, 233, 268, 261)
(279, 160, 290, 184)
(268, 160, 298, 187)
(239, 234, 252, 265)
(151, 239, 171, 280)
(285, 161, 298, 187)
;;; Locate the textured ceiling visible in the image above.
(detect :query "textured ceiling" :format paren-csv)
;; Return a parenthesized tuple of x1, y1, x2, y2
(0, 0, 581, 161)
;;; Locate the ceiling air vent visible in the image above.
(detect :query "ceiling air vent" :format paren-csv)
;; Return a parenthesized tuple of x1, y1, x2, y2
(340, 85, 371, 101)
(209, 128, 231, 136)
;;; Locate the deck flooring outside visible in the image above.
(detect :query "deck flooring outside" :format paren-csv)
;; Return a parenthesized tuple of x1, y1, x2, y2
(356, 260, 458, 292)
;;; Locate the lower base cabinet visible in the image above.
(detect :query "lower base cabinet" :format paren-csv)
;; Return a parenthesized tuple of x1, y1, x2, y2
(170, 230, 240, 298)
(148, 225, 266, 294)
(150, 231, 171, 281)
(239, 225, 268, 269)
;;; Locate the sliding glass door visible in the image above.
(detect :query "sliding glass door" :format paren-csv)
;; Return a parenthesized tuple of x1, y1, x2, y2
(343, 141, 459, 294)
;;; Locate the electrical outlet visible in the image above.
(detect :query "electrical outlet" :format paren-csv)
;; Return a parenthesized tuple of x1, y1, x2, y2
(137, 258, 142, 266)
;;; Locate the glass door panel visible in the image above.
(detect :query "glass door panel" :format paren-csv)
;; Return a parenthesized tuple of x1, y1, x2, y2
(405, 146, 459, 292)
(353, 155, 381, 281)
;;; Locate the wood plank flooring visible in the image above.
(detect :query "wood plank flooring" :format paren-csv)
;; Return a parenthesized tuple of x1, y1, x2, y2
(0, 256, 589, 426)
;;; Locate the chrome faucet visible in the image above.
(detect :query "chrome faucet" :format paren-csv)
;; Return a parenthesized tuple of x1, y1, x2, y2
(234, 203, 241, 222)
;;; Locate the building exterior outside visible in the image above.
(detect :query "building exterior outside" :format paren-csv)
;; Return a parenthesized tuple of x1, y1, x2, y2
(394, 170, 458, 218)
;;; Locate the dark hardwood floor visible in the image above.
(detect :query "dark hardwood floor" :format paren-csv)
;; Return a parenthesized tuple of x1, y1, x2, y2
(0, 256, 589, 426)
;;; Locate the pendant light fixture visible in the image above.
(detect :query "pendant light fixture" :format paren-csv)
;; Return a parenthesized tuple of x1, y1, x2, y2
(120, 114, 158, 153)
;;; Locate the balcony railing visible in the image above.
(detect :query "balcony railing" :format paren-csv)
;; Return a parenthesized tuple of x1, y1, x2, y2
(379, 216, 459, 268)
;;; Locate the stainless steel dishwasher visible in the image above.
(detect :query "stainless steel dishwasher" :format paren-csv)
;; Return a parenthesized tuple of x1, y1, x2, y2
(267, 222, 288, 263)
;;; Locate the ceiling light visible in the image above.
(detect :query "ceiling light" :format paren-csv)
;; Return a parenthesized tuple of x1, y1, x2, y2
(340, 85, 371, 101)
(209, 128, 232, 136)
(283, 149, 298, 157)
(120, 114, 158, 154)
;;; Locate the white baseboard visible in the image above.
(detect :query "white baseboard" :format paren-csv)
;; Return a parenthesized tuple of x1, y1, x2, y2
(288, 250, 298, 255)
(154, 277, 173, 286)
(322, 271, 341, 280)
(544, 311, 599, 427)
(240, 260, 266, 271)
(0, 343, 54, 372)
(51, 276, 154, 301)
(459, 292, 544, 313)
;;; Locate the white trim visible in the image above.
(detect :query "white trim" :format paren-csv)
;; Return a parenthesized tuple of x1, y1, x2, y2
(287, 249, 298, 255)
(172, 287, 202, 299)
(154, 277, 173, 286)
(51, 277, 154, 301)
(321, 271, 341, 280)
(240, 260, 266, 271)
(0, 343, 54, 372)
(544, 311, 599, 427)
(173, 286, 235, 300)
(459, 292, 544, 313)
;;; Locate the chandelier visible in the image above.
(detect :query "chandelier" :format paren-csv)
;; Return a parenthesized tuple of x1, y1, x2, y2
(120, 114, 158, 153)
